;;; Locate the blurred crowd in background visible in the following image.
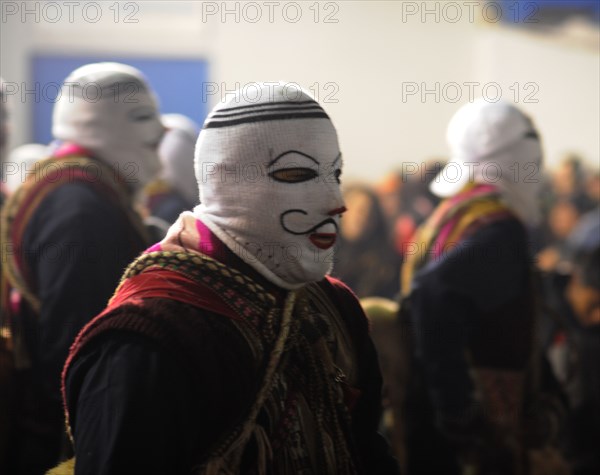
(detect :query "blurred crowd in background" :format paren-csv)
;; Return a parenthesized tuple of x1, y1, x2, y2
(333, 153, 600, 300)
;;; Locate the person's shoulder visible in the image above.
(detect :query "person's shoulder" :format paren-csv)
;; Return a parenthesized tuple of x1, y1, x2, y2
(22, 180, 127, 248)
(321, 275, 361, 304)
(28, 154, 125, 212)
(25, 171, 134, 240)
(68, 296, 249, 380)
(469, 214, 528, 245)
(317, 276, 370, 331)
(42, 179, 119, 214)
(93, 297, 229, 336)
(429, 214, 528, 269)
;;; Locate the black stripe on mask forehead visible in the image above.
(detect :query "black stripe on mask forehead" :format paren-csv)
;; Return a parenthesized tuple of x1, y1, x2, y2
(214, 99, 318, 114)
(203, 111, 330, 129)
(211, 104, 324, 119)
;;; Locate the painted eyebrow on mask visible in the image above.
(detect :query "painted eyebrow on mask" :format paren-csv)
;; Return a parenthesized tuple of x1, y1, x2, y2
(267, 150, 319, 168)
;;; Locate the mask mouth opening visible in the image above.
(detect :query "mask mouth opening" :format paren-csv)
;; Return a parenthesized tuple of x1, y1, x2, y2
(309, 233, 337, 250)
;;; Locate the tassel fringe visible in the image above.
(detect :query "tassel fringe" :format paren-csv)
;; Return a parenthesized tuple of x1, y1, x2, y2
(199, 291, 297, 474)
(46, 457, 75, 475)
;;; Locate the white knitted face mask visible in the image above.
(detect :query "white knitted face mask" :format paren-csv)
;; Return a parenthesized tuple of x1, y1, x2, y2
(52, 63, 164, 191)
(194, 84, 346, 289)
(431, 98, 544, 226)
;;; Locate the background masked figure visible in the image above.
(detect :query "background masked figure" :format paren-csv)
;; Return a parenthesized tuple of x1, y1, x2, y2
(54, 83, 399, 475)
(145, 113, 200, 229)
(0, 63, 163, 475)
(399, 99, 564, 475)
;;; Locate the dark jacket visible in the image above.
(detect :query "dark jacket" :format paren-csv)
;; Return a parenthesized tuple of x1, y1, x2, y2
(404, 217, 533, 475)
(7, 174, 148, 475)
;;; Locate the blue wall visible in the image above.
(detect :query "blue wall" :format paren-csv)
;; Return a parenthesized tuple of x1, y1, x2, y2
(499, 0, 600, 25)
(32, 55, 209, 145)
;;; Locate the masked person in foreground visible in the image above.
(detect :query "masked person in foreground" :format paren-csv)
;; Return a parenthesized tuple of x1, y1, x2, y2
(1, 63, 163, 475)
(52, 83, 400, 475)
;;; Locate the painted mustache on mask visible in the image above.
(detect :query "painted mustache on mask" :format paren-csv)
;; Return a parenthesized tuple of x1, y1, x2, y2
(280, 209, 339, 235)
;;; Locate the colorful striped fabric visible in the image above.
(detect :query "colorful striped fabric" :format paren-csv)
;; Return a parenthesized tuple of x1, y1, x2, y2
(401, 183, 516, 296)
(0, 149, 145, 313)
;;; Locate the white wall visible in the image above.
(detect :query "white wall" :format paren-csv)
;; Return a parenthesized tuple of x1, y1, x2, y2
(476, 25, 600, 174)
(1, 1, 598, 181)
